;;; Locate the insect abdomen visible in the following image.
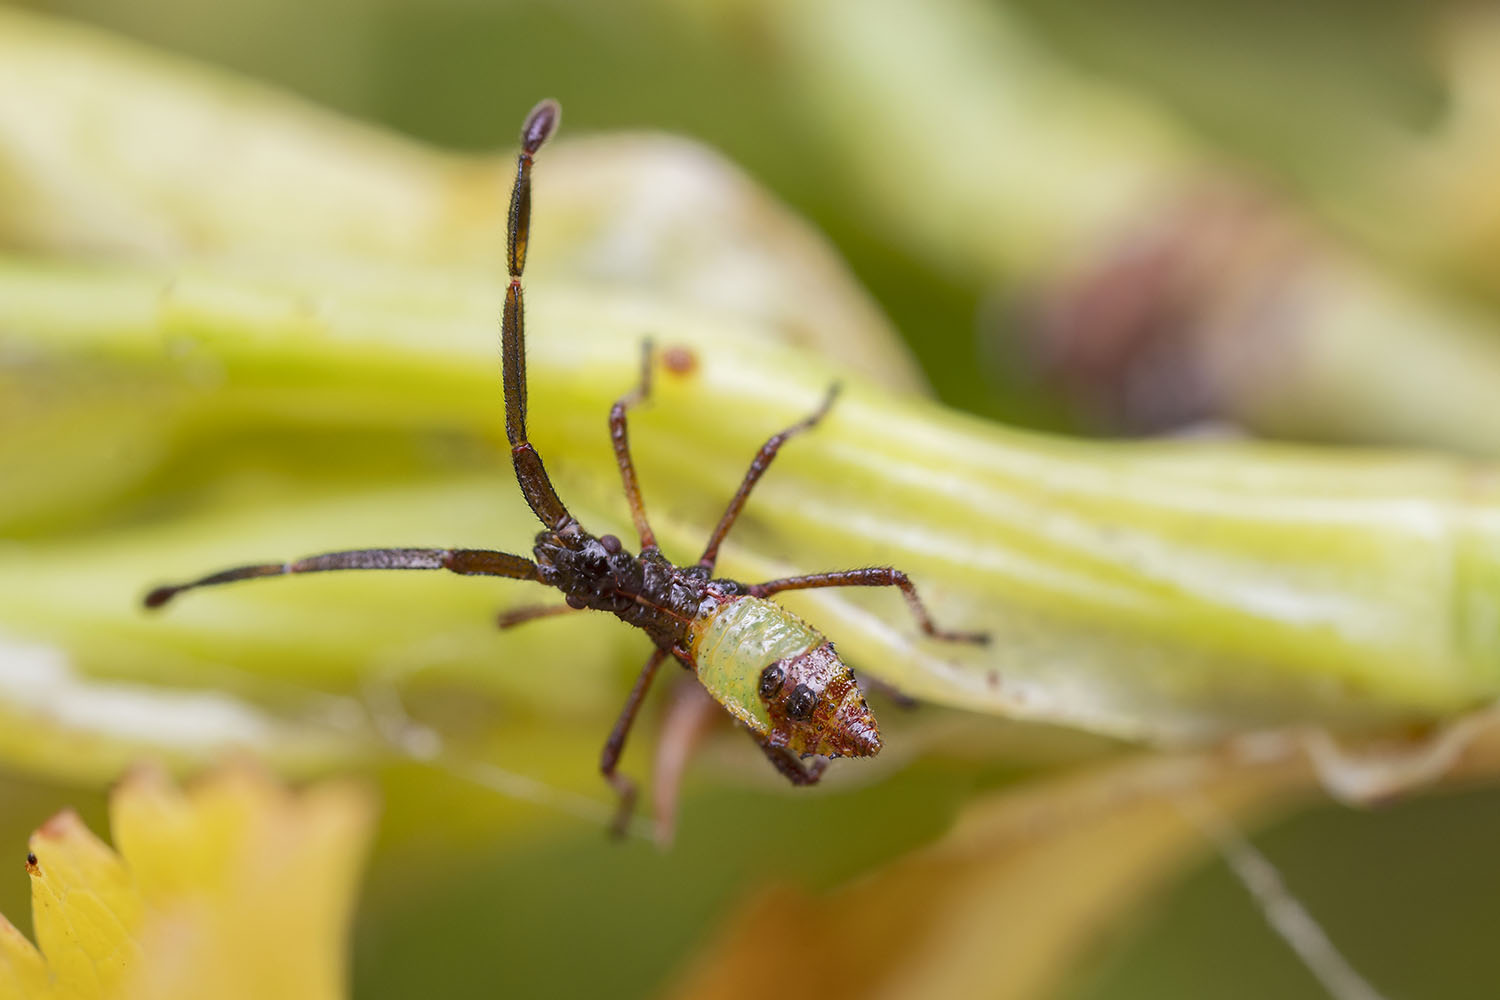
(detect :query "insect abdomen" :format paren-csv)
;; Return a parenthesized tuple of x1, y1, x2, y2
(688, 596, 823, 735)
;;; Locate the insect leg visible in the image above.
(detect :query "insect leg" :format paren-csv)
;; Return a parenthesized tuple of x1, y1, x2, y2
(651, 680, 720, 847)
(749, 568, 990, 645)
(697, 383, 839, 570)
(609, 340, 660, 551)
(144, 547, 540, 609)
(862, 674, 918, 709)
(495, 604, 579, 630)
(756, 739, 829, 786)
(503, 99, 576, 533)
(600, 646, 668, 837)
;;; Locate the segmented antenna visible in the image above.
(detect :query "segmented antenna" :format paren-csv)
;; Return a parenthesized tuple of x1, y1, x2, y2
(501, 99, 574, 532)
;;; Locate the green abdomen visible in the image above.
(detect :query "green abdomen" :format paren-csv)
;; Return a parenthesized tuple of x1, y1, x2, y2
(688, 596, 823, 736)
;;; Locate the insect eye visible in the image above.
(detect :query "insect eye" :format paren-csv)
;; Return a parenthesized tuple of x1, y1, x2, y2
(785, 683, 816, 721)
(758, 663, 785, 700)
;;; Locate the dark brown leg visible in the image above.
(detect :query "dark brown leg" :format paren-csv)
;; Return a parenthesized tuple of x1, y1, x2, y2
(749, 568, 989, 645)
(609, 341, 659, 551)
(144, 547, 540, 609)
(503, 100, 575, 533)
(495, 604, 578, 630)
(757, 739, 829, 786)
(697, 384, 839, 570)
(601, 647, 668, 837)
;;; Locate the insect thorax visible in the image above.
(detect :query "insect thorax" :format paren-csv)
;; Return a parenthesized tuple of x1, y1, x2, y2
(532, 531, 712, 649)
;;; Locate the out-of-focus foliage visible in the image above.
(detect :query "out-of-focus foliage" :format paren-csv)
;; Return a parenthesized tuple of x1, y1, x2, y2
(675, 717, 1500, 1000)
(0, 8, 919, 392)
(670, 749, 1316, 1000)
(676, 0, 1500, 454)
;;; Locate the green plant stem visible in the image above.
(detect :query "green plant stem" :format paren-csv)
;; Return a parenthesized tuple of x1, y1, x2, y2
(5, 258, 1500, 746)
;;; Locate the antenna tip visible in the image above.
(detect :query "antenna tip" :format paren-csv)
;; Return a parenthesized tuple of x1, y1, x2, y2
(143, 586, 177, 609)
(521, 99, 561, 154)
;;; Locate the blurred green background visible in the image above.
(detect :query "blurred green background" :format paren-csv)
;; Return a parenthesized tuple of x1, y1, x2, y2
(6, 0, 1450, 419)
(4, 0, 1500, 997)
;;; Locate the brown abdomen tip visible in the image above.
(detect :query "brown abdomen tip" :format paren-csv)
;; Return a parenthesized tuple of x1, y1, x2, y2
(521, 99, 561, 154)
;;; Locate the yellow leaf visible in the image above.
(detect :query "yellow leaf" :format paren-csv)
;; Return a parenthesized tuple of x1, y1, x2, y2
(0, 915, 48, 1000)
(3, 764, 374, 1000)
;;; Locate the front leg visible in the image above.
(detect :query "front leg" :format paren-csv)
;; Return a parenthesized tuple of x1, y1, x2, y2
(609, 340, 660, 552)
(697, 384, 839, 571)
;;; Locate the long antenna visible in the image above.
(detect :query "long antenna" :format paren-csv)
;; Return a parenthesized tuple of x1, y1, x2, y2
(502, 99, 576, 533)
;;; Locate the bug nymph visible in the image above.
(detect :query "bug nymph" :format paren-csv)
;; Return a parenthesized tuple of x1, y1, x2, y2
(144, 99, 987, 836)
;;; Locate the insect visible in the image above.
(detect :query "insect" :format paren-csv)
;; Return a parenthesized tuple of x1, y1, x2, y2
(144, 99, 988, 834)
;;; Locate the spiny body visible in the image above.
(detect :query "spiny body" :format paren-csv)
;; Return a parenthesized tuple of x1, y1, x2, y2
(144, 98, 982, 834)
